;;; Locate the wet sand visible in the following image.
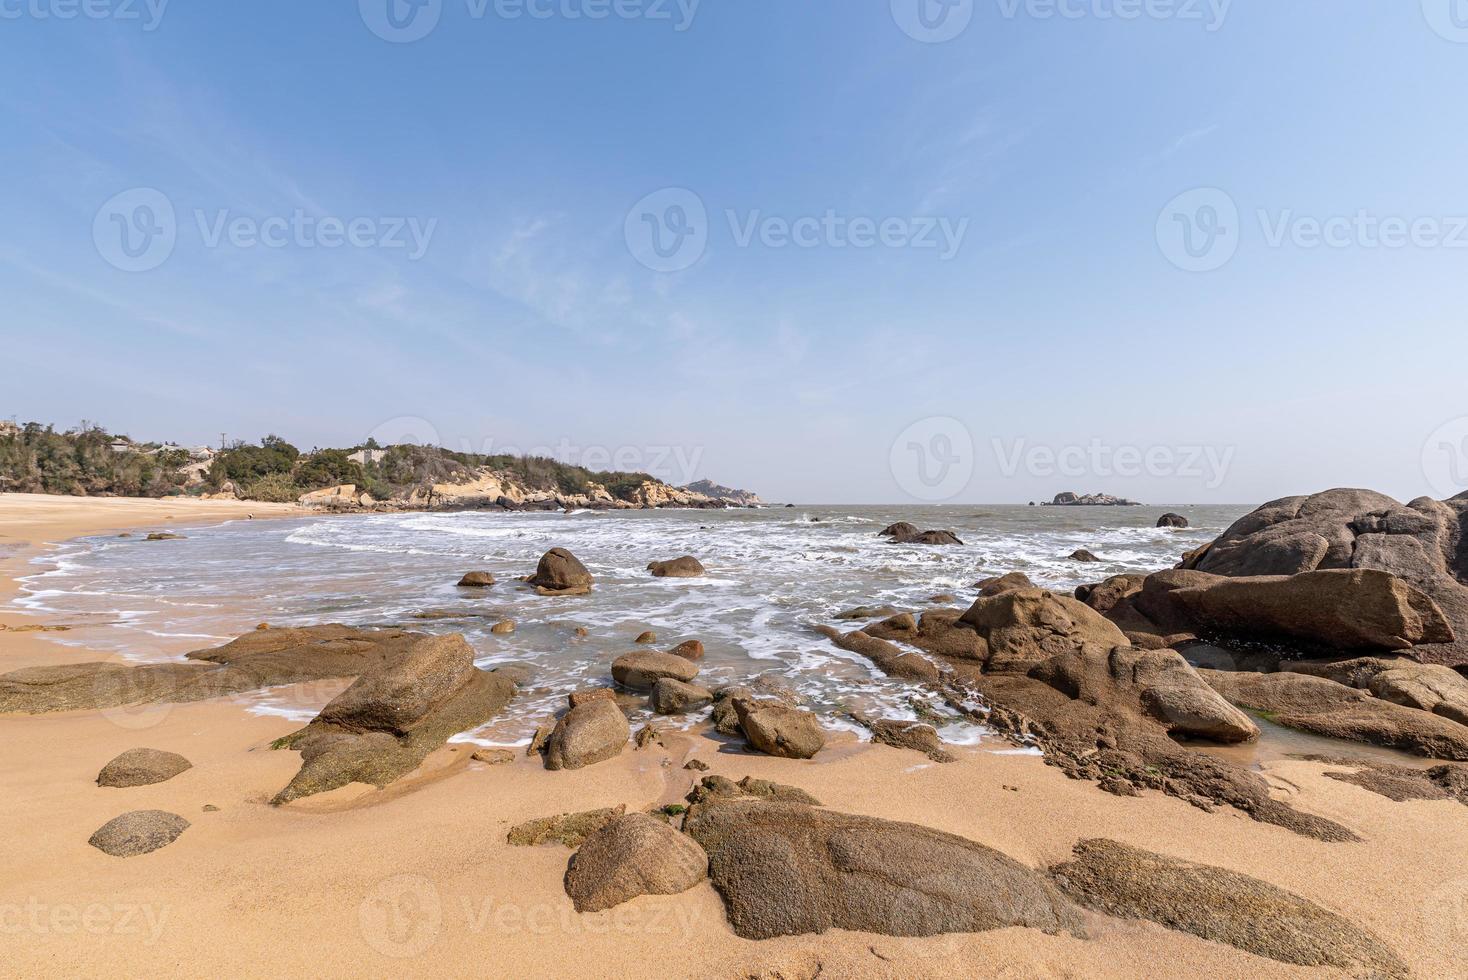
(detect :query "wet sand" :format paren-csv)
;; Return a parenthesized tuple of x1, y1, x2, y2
(2, 495, 1466, 978)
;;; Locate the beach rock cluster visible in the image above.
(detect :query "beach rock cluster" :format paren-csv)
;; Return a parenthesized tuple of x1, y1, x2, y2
(879, 522, 964, 546)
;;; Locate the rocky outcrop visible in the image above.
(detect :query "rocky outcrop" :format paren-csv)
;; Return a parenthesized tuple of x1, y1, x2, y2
(0, 625, 425, 715)
(610, 651, 700, 690)
(1201, 669, 1468, 760)
(647, 556, 706, 578)
(1317, 758, 1468, 807)
(1046, 493, 1141, 506)
(508, 805, 627, 847)
(888, 529, 964, 546)
(735, 701, 826, 759)
(1051, 839, 1405, 978)
(877, 522, 919, 539)
(563, 814, 708, 913)
(1153, 569, 1453, 653)
(1182, 488, 1468, 668)
(684, 798, 1083, 941)
(544, 699, 630, 771)
(271, 634, 517, 803)
(709, 681, 805, 736)
(683, 479, 763, 507)
(527, 548, 593, 596)
(687, 775, 822, 807)
(88, 810, 190, 857)
(97, 748, 192, 788)
(868, 719, 954, 763)
(975, 572, 1034, 596)
(668, 639, 705, 661)
(1283, 657, 1468, 725)
(1070, 549, 1102, 563)
(1157, 513, 1190, 528)
(954, 588, 1130, 673)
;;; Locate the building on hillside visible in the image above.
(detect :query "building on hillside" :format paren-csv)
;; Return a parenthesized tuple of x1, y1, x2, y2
(349, 448, 386, 466)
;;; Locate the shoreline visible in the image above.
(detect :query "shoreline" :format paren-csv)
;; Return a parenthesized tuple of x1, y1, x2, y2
(1, 496, 1465, 977)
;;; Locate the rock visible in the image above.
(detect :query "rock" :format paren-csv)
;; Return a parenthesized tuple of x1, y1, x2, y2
(647, 556, 706, 578)
(1155, 568, 1453, 653)
(457, 571, 496, 588)
(954, 588, 1130, 674)
(686, 774, 822, 807)
(1050, 839, 1405, 978)
(1202, 669, 1468, 760)
(634, 724, 661, 749)
(471, 748, 514, 765)
(202, 804, 219, 812)
(878, 522, 920, 539)
(1284, 656, 1468, 725)
(975, 572, 1034, 596)
(888, 529, 964, 546)
(145, 532, 185, 541)
(1157, 513, 1190, 529)
(527, 548, 593, 596)
(564, 813, 709, 913)
(869, 720, 954, 763)
(611, 650, 700, 690)
(833, 604, 901, 620)
(490, 619, 515, 635)
(573, 627, 590, 638)
(928, 593, 957, 603)
(650, 678, 713, 715)
(1069, 549, 1102, 562)
(567, 688, 618, 709)
(1074, 575, 1147, 615)
(508, 805, 627, 848)
(528, 721, 554, 756)
(544, 700, 630, 771)
(96, 748, 192, 788)
(735, 702, 826, 759)
(634, 631, 658, 645)
(88, 810, 190, 857)
(272, 634, 517, 803)
(684, 759, 710, 772)
(1320, 758, 1468, 807)
(1046, 493, 1141, 507)
(1183, 488, 1468, 668)
(684, 798, 1082, 941)
(669, 639, 705, 661)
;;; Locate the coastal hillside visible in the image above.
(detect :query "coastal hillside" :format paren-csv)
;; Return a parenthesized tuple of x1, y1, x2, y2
(0, 420, 760, 511)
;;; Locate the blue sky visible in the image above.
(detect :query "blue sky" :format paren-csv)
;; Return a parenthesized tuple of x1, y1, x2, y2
(4, 1, 1468, 504)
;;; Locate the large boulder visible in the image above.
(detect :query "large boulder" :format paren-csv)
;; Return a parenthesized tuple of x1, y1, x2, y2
(956, 588, 1129, 673)
(544, 699, 630, 771)
(1203, 669, 1468, 760)
(527, 548, 593, 596)
(88, 810, 189, 857)
(710, 681, 803, 736)
(975, 572, 1034, 597)
(611, 650, 700, 690)
(1158, 568, 1453, 653)
(877, 522, 919, 539)
(1051, 839, 1405, 978)
(684, 798, 1083, 941)
(647, 556, 706, 578)
(272, 634, 517, 803)
(563, 813, 708, 912)
(735, 702, 826, 759)
(887, 529, 964, 546)
(1184, 488, 1468, 668)
(1156, 513, 1189, 529)
(97, 748, 192, 788)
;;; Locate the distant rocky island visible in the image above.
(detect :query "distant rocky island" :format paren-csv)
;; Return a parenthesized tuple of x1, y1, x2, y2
(0, 419, 761, 512)
(1042, 492, 1143, 507)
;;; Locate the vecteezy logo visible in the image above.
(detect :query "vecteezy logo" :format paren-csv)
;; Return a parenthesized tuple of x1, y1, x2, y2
(358, 875, 442, 958)
(891, 0, 974, 43)
(1422, 417, 1468, 499)
(1156, 187, 1239, 272)
(93, 188, 177, 273)
(1422, 0, 1468, 42)
(624, 188, 708, 273)
(890, 416, 974, 502)
(360, 0, 442, 43)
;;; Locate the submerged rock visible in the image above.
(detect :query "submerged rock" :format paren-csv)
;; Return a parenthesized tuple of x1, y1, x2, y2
(457, 571, 495, 588)
(1157, 513, 1190, 529)
(88, 810, 190, 857)
(647, 556, 706, 578)
(1050, 839, 1405, 978)
(527, 548, 594, 596)
(684, 798, 1082, 941)
(97, 748, 192, 788)
(564, 813, 708, 913)
(650, 678, 713, 715)
(611, 651, 700, 690)
(869, 719, 954, 763)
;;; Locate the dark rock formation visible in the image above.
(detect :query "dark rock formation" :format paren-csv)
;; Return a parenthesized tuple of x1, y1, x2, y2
(1157, 513, 1190, 529)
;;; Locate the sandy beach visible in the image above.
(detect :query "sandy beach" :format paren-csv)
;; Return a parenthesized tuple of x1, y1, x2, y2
(2, 495, 1466, 979)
